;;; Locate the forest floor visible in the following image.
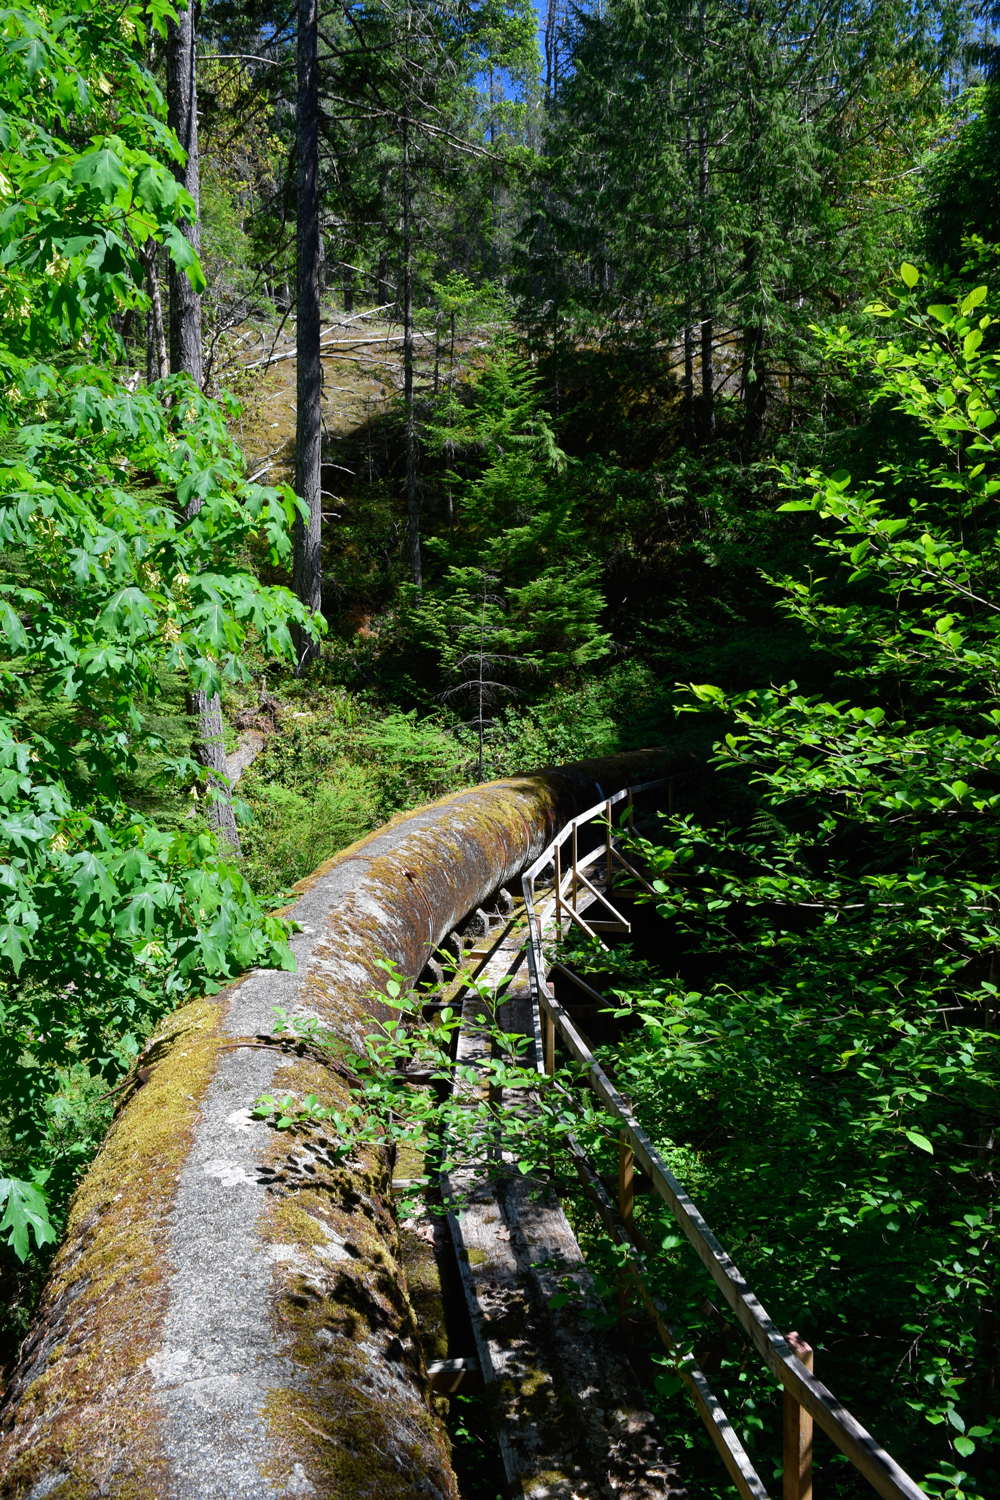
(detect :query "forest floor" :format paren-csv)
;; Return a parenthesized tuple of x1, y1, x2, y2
(231, 304, 487, 492)
(235, 307, 397, 488)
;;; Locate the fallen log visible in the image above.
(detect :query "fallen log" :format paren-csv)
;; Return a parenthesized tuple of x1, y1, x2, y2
(0, 748, 679, 1500)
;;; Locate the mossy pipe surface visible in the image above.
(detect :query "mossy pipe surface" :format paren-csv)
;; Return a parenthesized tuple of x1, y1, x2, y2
(0, 747, 679, 1500)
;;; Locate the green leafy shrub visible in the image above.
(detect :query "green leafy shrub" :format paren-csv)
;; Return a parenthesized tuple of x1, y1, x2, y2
(241, 776, 373, 899)
(236, 698, 470, 898)
(0, 0, 314, 1261)
(562, 268, 1000, 1497)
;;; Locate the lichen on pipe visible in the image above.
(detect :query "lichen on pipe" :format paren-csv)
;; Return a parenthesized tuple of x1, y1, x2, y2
(0, 748, 680, 1500)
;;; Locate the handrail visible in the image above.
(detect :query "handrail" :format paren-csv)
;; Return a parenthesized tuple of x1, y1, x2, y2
(521, 785, 927, 1500)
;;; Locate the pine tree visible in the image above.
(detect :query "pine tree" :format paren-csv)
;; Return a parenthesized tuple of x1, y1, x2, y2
(519, 0, 961, 451)
(416, 349, 610, 706)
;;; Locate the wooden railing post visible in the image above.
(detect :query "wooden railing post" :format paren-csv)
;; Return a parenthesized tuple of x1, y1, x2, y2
(783, 1332, 814, 1500)
(572, 820, 579, 911)
(605, 798, 613, 894)
(618, 1132, 634, 1226)
(543, 1008, 555, 1078)
(617, 1132, 635, 1332)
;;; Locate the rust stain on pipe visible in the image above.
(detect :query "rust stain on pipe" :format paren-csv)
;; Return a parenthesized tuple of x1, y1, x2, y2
(0, 748, 682, 1500)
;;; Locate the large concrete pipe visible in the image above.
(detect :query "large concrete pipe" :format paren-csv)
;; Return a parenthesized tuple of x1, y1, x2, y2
(0, 749, 677, 1500)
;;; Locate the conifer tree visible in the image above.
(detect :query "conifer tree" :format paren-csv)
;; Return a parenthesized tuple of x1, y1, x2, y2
(521, 0, 960, 450)
(416, 350, 610, 710)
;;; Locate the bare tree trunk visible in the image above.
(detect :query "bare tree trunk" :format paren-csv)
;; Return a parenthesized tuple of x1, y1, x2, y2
(166, 0, 202, 391)
(402, 100, 421, 591)
(698, 0, 714, 445)
(187, 689, 241, 852)
(544, 0, 559, 101)
(293, 0, 323, 668)
(166, 0, 240, 856)
(144, 244, 168, 383)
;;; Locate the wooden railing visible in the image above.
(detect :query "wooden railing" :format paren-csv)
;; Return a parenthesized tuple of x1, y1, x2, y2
(520, 782, 925, 1500)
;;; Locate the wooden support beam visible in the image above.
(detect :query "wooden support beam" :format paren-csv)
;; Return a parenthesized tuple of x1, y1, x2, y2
(427, 1357, 484, 1394)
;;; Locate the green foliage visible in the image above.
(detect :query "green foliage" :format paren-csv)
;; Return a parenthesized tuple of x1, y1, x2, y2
(253, 959, 616, 1224)
(0, 1173, 56, 1262)
(241, 779, 372, 899)
(414, 350, 610, 729)
(0, 0, 313, 1256)
(518, 0, 953, 448)
(554, 271, 1000, 1495)
(236, 697, 470, 899)
(352, 709, 468, 819)
(0, 2, 203, 357)
(922, 87, 1000, 271)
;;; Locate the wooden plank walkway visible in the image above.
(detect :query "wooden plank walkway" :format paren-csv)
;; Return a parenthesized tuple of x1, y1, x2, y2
(441, 908, 686, 1500)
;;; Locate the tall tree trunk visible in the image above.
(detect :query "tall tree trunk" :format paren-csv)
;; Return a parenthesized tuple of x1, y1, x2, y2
(697, 0, 714, 444)
(683, 65, 695, 445)
(447, 311, 456, 529)
(740, 3, 766, 455)
(683, 319, 695, 443)
(489, 68, 498, 278)
(402, 102, 421, 591)
(700, 315, 714, 442)
(293, 0, 323, 667)
(144, 244, 168, 384)
(742, 319, 767, 449)
(186, 689, 241, 852)
(166, 0, 240, 856)
(166, 0, 202, 391)
(544, 0, 559, 101)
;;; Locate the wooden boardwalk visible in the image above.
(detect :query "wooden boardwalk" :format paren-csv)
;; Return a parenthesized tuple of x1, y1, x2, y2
(441, 909, 685, 1500)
